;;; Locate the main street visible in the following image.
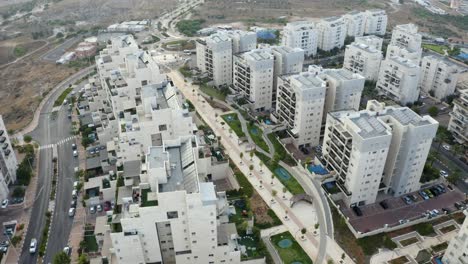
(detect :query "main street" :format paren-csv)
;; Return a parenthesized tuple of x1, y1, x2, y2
(18, 67, 93, 264)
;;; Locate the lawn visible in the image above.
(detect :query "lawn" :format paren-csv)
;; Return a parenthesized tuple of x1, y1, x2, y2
(431, 242, 448, 253)
(271, 231, 313, 264)
(399, 237, 419, 247)
(140, 188, 158, 207)
(222, 113, 245, 138)
(247, 124, 269, 153)
(83, 231, 99, 252)
(200, 83, 227, 100)
(256, 151, 304, 195)
(54, 87, 73, 107)
(267, 133, 297, 166)
(422, 44, 448, 55)
(440, 225, 456, 234)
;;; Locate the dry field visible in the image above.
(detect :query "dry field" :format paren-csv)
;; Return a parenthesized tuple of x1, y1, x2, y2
(0, 36, 46, 65)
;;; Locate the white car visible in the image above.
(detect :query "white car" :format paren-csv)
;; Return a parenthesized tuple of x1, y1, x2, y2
(29, 239, 37, 254)
(440, 170, 449, 178)
(73, 150, 78, 157)
(63, 246, 71, 255)
(68, 208, 75, 217)
(442, 144, 451, 151)
(1, 199, 8, 208)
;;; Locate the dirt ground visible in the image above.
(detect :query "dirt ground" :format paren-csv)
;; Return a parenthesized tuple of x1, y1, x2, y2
(0, 36, 46, 65)
(250, 191, 276, 225)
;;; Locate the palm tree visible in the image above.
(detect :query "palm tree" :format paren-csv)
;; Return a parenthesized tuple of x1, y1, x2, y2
(249, 164, 254, 176)
(250, 151, 254, 161)
(271, 174, 275, 185)
(271, 189, 277, 203)
(240, 152, 244, 164)
(301, 228, 307, 239)
(259, 180, 263, 189)
(229, 129, 233, 138)
(259, 161, 264, 173)
(282, 187, 287, 199)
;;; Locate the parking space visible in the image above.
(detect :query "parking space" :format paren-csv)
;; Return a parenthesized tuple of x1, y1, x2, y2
(339, 184, 466, 233)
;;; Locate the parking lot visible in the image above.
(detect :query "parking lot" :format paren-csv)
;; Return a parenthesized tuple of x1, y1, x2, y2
(338, 184, 466, 233)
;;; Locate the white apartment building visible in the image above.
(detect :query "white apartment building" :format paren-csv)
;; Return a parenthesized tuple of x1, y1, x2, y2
(322, 100, 438, 206)
(363, 9, 388, 36)
(419, 55, 460, 100)
(448, 88, 468, 144)
(343, 11, 366, 37)
(354, 35, 383, 51)
(386, 24, 422, 64)
(0, 116, 18, 201)
(343, 41, 383, 81)
(224, 30, 257, 54)
(196, 33, 233, 86)
(316, 16, 347, 51)
(281, 21, 318, 57)
(233, 49, 274, 111)
(275, 72, 326, 147)
(376, 56, 421, 105)
(443, 209, 468, 264)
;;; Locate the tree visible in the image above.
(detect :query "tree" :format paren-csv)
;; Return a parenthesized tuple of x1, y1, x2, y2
(16, 162, 33, 185)
(53, 251, 71, 264)
(447, 170, 461, 184)
(428, 106, 439, 117)
(250, 151, 254, 161)
(271, 174, 275, 185)
(23, 135, 32, 143)
(77, 254, 88, 264)
(259, 161, 264, 173)
(12, 187, 25, 198)
(435, 127, 452, 150)
(249, 165, 254, 176)
(305, 157, 312, 166)
(239, 152, 244, 164)
(282, 187, 287, 199)
(56, 32, 64, 38)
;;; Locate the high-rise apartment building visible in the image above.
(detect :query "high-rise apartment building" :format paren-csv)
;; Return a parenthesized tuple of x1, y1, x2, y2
(386, 24, 422, 64)
(233, 49, 274, 111)
(363, 9, 388, 36)
(196, 33, 233, 86)
(419, 55, 460, 100)
(275, 72, 326, 147)
(448, 88, 468, 144)
(343, 41, 383, 81)
(0, 116, 17, 201)
(343, 11, 366, 37)
(224, 30, 257, 54)
(354, 35, 383, 51)
(376, 56, 421, 105)
(443, 210, 468, 264)
(316, 16, 347, 51)
(281, 21, 318, 57)
(322, 100, 438, 206)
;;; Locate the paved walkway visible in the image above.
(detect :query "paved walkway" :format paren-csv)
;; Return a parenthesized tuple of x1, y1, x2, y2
(169, 70, 354, 264)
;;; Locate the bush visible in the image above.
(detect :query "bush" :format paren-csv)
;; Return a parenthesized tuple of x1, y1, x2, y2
(11, 235, 21, 246)
(414, 223, 435, 236)
(176, 19, 205, 36)
(428, 106, 439, 117)
(357, 233, 396, 255)
(12, 187, 25, 198)
(23, 135, 32, 143)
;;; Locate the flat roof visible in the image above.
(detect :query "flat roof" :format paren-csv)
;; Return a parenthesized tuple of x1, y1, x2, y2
(291, 72, 325, 88)
(324, 69, 362, 81)
(123, 160, 141, 178)
(349, 112, 389, 138)
(244, 49, 273, 61)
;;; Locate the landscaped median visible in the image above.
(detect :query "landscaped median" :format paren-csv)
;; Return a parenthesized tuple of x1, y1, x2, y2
(221, 113, 245, 138)
(247, 123, 269, 153)
(270, 231, 313, 264)
(267, 133, 297, 166)
(53, 87, 73, 107)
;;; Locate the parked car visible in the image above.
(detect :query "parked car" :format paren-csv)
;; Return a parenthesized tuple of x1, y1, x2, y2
(431, 209, 440, 217)
(402, 196, 412, 205)
(442, 144, 451, 151)
(379, 200, 389, 209)
(352, 206, 363, 216)
(70, 200, 77, 208)
(90, 206, 96, 214)
(419, 190, 429, 200)
(1, 199, 8, 208)
(73, 150, 78, 157)
(97, 204, 103, 212)
(29, 239, 37, 254)
(104, 201, 111, 211)
(72, 190, 77, 199)
(409, 194, 418, 202)
(454, 202, 465, 210)
(442, 208, 451, 214)
(68, 208, 75, 217)
(72, 144, 77, 150)
(439, 170, 449, 178)
(435, 185, 446, 193)
(399, 219, 408, 225)
(430, 187, 441, 197)
(424, 189, 434, 198)
(63, 246, 71, 255)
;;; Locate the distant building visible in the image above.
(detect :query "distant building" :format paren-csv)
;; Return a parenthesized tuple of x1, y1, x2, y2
(386, 24, 422, 64)
(376, 56, 421, 105)
(0, 116, 18, 201)
(223, 30, 257, 54)
(316, 16, 347, 51)
(443, 209, 468, 264)
(343, 41, 383, 81)
(419, 55, 460, 100)
(343, 11, 366, 37)
(281, 21, 318, 57)
(75, 42, 98, 59)
(448, 88, 468, 144)
(196, 33, 233, 87)
(364, 9, 388, 36)
(107, 20, 149, 32)
(354, 35, 383, 51)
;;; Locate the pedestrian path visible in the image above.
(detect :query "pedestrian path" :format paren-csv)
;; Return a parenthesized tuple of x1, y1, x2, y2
(38, 136, 76, 150)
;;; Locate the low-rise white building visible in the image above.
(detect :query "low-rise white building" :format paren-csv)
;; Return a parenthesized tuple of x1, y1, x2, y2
(233, 49, 274, 111)
(354, 35, 383, 51)
(281, 21, 318, 57)
(443, 209, 468, 264)
(316, 16, 347, 51)
(364, 9, 388, 36)
(275, 72, 326, 147)
(196, 33, 233, 86)
(376, 56, 421, 105)
(419, 55, 460, 100)
(0, 116, 17, 201)
(322, 100, 438, 206)
(343, 41, 383, 81)
(448, 88, 468, 144)
(343, 11, 366, 37)
(386, 24, 422, 64)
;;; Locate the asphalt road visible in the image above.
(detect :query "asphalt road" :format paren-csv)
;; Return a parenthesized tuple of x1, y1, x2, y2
(19, 67, 93, 263)
(41, 36, 82, 62)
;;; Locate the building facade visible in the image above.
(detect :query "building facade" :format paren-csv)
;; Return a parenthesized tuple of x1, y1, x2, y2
(224, 30, 257, 54)
(343, 41, 383, 81)
(419, 55, 459, 100)
(281, 21, 318, 57)
(316, 16, 347, 52)
(354, 35, 383, 51)
(376, 56, 421, 105)
(0, 116, 18, 201)
(443, 210, 468, 264)
(448, 88, 468, 144)
(196, 33, 233, 87)
(343, 11, 366, 37)
(364, 9, 388, 36)
(386, 24, 422, 64)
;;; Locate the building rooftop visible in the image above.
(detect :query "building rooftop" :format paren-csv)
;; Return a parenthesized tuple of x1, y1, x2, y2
(324, 68, 364, 81)
(349, 112, 389, 138)
(350, 42, 380, 53)
(388, 56, 418, 68)
(244, 49, 274, 61)
(123, 160, 141, 178)
(206, 33, 231, 44)
(270, 46, 303, 55)
(290, 72, 326, 89)
(394, 23, 418, 34)
(384, 107, 433, 127)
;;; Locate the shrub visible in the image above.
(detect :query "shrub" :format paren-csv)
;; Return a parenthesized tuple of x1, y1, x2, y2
(23, 135, 32, 143)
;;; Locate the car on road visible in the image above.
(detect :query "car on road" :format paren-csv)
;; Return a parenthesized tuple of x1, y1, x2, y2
(97, 204, 103, 212)
(1, 199, 8, 208)
(73, 150, 78, 157)
(68, 208, 76, 217)
(71, 200, 77, 208)
(72, 189, 77, 199)
(419, 190, 429, 200)
(439, 170, 449, 178)
(442, 144, 451, 151)
(402, 195, 412, 205)
(29, 239, 37, 254)
(90, 206, 96, 214)
(72, 143, 77, 150)
(63, 246, 71, 255)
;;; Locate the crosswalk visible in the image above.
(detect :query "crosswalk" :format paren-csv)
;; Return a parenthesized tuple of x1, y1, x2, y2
(38, 136, 76, 150)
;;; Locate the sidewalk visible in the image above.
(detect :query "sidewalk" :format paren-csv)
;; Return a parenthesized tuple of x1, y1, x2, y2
(169, 70, 354, 264)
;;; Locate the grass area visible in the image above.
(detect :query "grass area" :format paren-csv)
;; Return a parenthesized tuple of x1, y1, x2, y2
(357, 232, 397, 255)
(222, 113, 245, 138)
(399, 237, 419, 247)
(255, 151, 305, 195)
(414, 223, 435, 236)
(83, 231, 99, 252)
(271, 231, 313, 264)
(388, 256, 409, 264)
(176, 19, 205, 36)
(179, 65, 192, 78)
(53, 87, 73, 107)
(431, 242, 448, 253)
(163, 39, 195, 51)
(247, 123, 269, 153)
(440, 225, 456, 234)
(142, 35, 160, 45)
(140, 188, 158, 207)
(227, 161, 253, 198)
(200, 83, 227, 100)
(422, 44, 448, 55)
(267, 133, 297, 166)
(13, 45, 28, 57)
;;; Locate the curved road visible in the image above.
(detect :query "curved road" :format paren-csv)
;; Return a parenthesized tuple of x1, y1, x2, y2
(19, 66, 94, 264)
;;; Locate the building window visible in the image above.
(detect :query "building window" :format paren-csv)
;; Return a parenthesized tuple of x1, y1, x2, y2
(167, 211, 178, 219)
(159, 125, 167, 131)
